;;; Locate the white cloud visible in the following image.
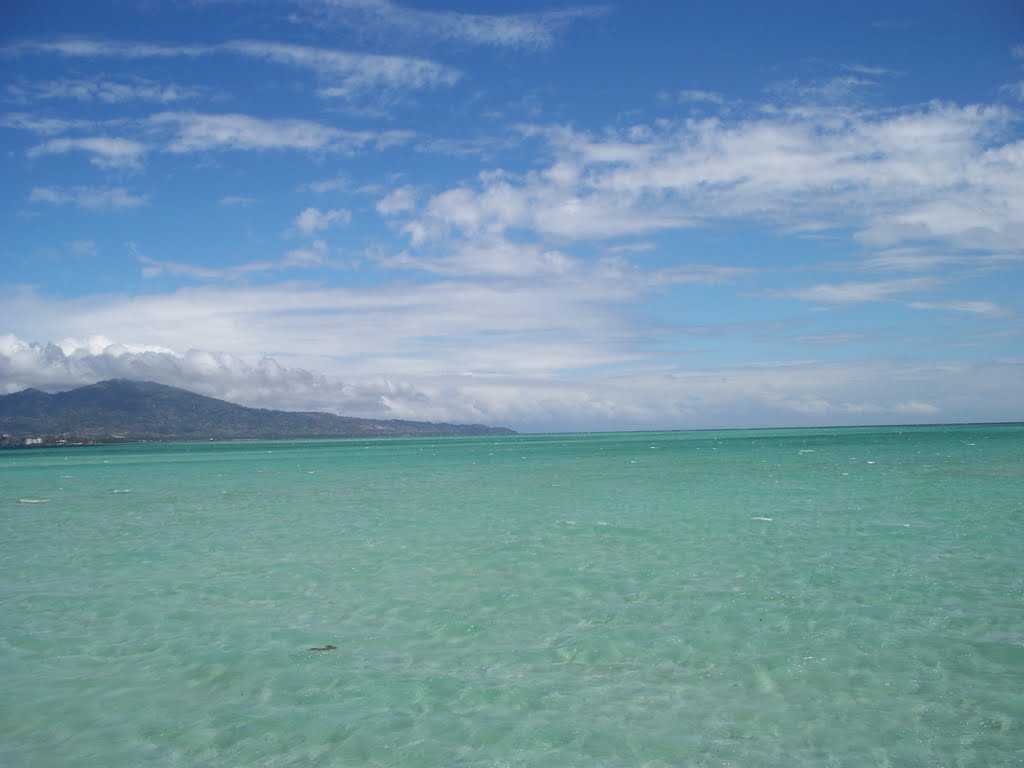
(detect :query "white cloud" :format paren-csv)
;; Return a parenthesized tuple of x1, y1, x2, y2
(136, 254, 277, 281)
(294, 0, 607, 49)
(676, 89, 726, 105)
(151, 112, 341, 153)
(223, 40, 460, 98)
(219, 195, 256, 207)
(132, 240, 340, 280)
(396, 100, 1023, 275)
(2, 331, 1021, 430)
(2, 39, 208, 59)
(1, 275, 655, 386)
(294, 207, 350, 235)
(10, 109, 411, 162)
(305, 174, 348, 193)
(380, 239, 580, 278)
(780, 278, 938, 304)
(376, 185, 418, 215)
(9, 77, 201, 103)
(283, 239, 329, 267)
(0, 112, 97, 135)
(4, 37, 460, 99)
(843, 63, 898, 77)
(909, 300, 1013, 318)
(149, 111, 412, 154)
(29, 186, 148, 210)
(27, 136, 146, 169)
(767, 76, 880, 105)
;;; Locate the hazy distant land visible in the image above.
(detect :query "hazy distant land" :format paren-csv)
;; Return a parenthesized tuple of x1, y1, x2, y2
(0, 379, 516, 446)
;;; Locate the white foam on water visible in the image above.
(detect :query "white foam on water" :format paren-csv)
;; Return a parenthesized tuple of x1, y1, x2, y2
(19, 498, 50, 504)
(750, 516, 773, 521)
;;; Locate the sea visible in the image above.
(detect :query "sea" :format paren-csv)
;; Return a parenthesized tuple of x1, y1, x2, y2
(1, 424, 1022, 767)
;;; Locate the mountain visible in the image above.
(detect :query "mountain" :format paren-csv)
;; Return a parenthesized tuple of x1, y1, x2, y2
(0, 379, 516, 442)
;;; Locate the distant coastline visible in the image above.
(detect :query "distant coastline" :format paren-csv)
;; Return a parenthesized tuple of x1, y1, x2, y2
(0, 379, 516, 446)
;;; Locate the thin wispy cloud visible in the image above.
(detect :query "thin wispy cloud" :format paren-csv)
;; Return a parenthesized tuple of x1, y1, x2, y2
(8, 77, 202, 103)
(843, 63, 900, 77)
(909, 300, 1013, 318)
(132, 240, 340, 280)
(7, 107, 412, 165)
(305, 174, 347, 194)
(0, 112, 99, 135)
(149, 112, 411, 154)
(137, 253, 277, 281)
(222, 40, 460, 97)
(27, 136, 146, 169)
(69, 239, 97, 255)
(2, 39, 208, 59)
(219, 195, 256, 207)
(780, 278, 939, 305)
(283, 239, 330, 268)
(3, 37, 461, 100)
(293, 0, 607, 49)
(29, 186, 148, 209)
(675, 89, 727, 105)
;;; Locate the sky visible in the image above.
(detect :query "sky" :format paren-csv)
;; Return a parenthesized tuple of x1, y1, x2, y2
(1, 0, 1022, 432)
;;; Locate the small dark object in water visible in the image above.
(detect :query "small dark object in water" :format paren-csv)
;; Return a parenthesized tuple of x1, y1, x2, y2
(308, 644, 337, 651)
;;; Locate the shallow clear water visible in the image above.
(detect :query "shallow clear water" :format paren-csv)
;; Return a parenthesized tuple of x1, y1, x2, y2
(2, 425, 1022, 767)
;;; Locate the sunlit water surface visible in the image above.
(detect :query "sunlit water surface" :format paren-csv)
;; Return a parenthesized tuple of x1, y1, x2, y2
(2, 425, 1022, 767)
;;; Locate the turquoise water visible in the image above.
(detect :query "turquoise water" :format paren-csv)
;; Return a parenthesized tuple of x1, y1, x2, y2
(2, 425, 1022, 767)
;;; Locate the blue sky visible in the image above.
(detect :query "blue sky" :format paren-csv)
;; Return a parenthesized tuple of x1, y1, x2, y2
(2, 0, 1022, 431)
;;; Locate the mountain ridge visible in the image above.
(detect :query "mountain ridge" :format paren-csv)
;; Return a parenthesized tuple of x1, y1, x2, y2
(0, 379, 516, 443)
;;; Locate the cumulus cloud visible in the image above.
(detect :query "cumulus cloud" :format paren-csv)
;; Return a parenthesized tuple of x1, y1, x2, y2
(294, 207, 350, 235)
(376, 185, 418, 215)
(393, 101, 1023, 271)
